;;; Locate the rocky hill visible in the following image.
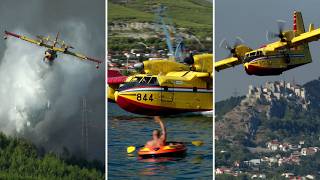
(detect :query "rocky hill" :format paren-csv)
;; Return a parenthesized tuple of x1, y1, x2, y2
(216, 77, 320, 146)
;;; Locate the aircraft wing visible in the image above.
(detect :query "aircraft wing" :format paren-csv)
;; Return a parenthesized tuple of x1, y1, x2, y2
(215, 57, 242, 71)
(271, 28, 320, 50)
(195, 72, 211, 78)
(64, 50, 103, 64)
(291, 28, 320, 46)
(4, 31, 52, 49)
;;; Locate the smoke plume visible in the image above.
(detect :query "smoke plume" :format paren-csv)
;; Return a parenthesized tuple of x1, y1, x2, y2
(0, 21, 105, 161)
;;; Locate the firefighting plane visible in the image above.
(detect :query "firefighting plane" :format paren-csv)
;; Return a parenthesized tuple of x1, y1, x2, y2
(107, 4, 213, 115)
(108, 53, 213, 115)
(4, 31, 103, 68)
(215, 11, 320, 76)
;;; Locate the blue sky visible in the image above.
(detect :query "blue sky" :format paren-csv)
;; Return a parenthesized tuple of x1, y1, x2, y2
(216, 0, 320, 101)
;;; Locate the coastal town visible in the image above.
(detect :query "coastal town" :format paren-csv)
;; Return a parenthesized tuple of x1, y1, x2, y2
(216, 139, 318, 179)
(108, 47, 202, 72)
(108, 48, 169, 71)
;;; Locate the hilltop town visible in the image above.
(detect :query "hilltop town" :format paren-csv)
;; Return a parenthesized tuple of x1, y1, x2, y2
(215, 78, 320, 179)
(244, 81, 309, 109)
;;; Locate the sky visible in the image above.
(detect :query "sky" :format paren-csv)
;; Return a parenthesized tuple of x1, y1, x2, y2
(216, 0, 320, 101)
(0, 0, 105, 161)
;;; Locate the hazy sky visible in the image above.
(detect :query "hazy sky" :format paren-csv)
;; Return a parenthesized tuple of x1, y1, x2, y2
(216, 0, 320, 101)
(0, 0, 105, 161)
(0, 0, 104, 56)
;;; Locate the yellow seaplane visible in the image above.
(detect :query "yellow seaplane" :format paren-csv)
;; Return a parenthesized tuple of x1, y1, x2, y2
(4, 31, 103, 68)
(215, 11, 320, 76)
(108, 54, 213, 115)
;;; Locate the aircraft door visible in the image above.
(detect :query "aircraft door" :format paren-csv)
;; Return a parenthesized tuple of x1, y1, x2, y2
(161, 83, 174, 102)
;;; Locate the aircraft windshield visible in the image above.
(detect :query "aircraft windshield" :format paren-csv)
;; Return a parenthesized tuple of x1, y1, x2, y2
(119, 76, 159, 91)
(130, 77, 143, 82)
(148, 77, 159, 85)
(129, 76, 159, 85)
(244, 51, 264, 62)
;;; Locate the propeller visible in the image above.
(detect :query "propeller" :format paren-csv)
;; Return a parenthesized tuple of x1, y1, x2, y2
(36, 35, 45, 40)
(37, 34, 74, 49)
(183, 53, 194, 65)
(266, 20, 287, 42)
(266, 20, 292, 63)
(219, 37, 245, 58)
(36, 35, 51, 42)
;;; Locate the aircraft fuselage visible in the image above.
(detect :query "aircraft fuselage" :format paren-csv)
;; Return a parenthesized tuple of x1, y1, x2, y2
(114, 74, 213, 115)
(243, 48, 312, 76)
(44, 49, 57, 61)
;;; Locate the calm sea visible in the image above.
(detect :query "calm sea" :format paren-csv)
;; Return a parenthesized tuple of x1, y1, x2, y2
(108, 103, 213, 179)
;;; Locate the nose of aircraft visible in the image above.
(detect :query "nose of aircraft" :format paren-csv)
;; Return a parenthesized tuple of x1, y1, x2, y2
(244, 63, 249, 69)
(244, 63, 253, 75)
(114, 91, 119, 102)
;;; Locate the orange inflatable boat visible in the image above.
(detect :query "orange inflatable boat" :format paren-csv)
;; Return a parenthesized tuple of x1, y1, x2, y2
(138, 142, 187, 158)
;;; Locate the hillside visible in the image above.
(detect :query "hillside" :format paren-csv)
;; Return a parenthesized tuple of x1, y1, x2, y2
(0, 133, 104, 179)
(216, 79, 320, 144)
(108, 0, 212, 30)
(215, 96, 245, 120)
(108, 0, 212, 51)
(215, 77, 320, 178)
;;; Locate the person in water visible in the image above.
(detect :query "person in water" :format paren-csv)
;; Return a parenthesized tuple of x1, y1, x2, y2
(145, 116, 167, 149)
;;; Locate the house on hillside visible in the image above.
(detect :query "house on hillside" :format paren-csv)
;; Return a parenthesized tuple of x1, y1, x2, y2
(266, 140, 281, 151)
(301, 147, 318, 156)
(215, 167, 232, 175)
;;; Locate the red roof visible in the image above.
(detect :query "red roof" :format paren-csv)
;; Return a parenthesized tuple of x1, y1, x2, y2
(107, 69, 127, 84)
(108, 69, 123, 77)
(108, 76, 127, 84)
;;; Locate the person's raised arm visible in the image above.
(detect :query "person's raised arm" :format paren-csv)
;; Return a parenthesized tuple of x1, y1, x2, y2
(154, 116, 166, 141)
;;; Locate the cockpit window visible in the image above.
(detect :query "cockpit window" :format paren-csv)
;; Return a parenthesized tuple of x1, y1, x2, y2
(148, 77, 159, 85)
(140, 77, 151, 84)
(128, 76, 159, 85)
(257, 51, 262, 56)
(138, 77, 148, 84)
(244, 51, 264, 63)
(130, 77, 142, 82)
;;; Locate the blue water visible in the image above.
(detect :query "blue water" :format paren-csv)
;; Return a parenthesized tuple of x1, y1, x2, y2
(108, 103, 213, 179)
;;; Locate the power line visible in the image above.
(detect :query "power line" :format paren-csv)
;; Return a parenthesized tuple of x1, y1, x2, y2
(81, 97, 89, 158)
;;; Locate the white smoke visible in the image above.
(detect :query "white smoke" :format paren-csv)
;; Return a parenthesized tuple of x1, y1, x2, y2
(0, 21, 100, 153)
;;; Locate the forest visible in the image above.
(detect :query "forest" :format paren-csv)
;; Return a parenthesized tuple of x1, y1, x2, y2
(0, 133, 104, 179)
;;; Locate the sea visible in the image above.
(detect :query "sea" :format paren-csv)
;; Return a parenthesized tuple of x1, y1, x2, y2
(108, 103, 213, 179)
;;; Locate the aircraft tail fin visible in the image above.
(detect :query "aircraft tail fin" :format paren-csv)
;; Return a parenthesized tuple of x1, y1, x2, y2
(293, 11, 312, 63)
(293, 11, 306, 36)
